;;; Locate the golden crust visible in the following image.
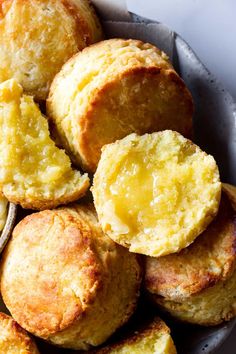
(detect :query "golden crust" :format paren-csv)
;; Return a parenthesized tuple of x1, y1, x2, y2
(0, 312, 39, 354)
(90, 317, 177, 354)
(153, 265, 236, 326)
(0, 79, 89, 210)
(1, 204, 141, 350)
(47, 38, 194, 172)
(0, 0, 103, 100)
(145, 190, 236, 300)
(92, 131, 221, 257)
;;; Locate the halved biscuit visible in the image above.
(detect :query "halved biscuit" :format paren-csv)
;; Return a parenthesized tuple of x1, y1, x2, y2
(92, 131, 221, 257)
(0, 194, 8, 232)
(0, 312, 39, 353)
(0, 204, 141, 350)
(47, 38, 194, 172)
(147, 185, 236, 326)
(91, 317, 177, 354)
(0, 0, 103, 100)
(145, 189, 236, 300)
(0, 79, 89, 210)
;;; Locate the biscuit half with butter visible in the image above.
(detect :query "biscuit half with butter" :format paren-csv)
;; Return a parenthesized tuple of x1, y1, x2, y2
(91, 317, 177, 354)
(0, 79, 89, 210)
(92, 131, 221, 257)
(0, 312, 39, 354)
(146, 186, 236, 325)
(0, 204, 141, 350)
(47, 38, 194, 172)
(0, 0, 103, 100)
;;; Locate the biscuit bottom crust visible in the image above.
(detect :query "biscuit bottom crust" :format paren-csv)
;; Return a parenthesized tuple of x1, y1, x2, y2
(1, 205, 141, 350)
(0, 312, 39, 354)
(153, 266, 236, 326)
(93, 131, 221, 257)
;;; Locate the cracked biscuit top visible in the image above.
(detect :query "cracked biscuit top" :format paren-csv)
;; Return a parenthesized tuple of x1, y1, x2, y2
(0, 312, 39, 354)
(0, 0, 103, 100)
(0, 204, 141, 350)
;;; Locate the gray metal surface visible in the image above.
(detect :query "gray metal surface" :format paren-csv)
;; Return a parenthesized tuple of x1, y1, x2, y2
(0, 203, 17, 254)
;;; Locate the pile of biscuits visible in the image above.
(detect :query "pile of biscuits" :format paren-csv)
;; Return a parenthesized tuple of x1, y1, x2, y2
(0, 1, 235, 353)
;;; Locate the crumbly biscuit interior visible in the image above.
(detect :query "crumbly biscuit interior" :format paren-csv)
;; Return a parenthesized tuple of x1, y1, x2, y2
(0, 79, 89, 207)
(93, 131, 221, 256)
(104, 332, 176, 354)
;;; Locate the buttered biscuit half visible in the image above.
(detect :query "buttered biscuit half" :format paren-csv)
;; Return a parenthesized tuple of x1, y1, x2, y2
(147, 186, 236, 325)
(0, 0, 103, 100)
(0, 79, 89, 210)
(92, 131, 221, 257)
(47, 38, 194, 172)
(0, 312, 39, 354)
(1, 204, 141, 350)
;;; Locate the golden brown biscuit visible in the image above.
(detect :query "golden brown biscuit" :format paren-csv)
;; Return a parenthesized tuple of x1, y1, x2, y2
(1, 204, 142, 350)
(147, 185, 236, 326)
(0, 312, 39, 354)
(0, 194, 8, 232)
(0, 0, 103, 101)
(47, 38, 194, 172)
(90, 317, 177, 354)
(145, 190, 236, 300)
(155, 268, 236, 326)
(92, 131, 221, 257)
(0, 79, 89, 210)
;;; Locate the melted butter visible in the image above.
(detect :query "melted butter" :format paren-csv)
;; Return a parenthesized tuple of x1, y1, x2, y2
(108, 149, 202, 238)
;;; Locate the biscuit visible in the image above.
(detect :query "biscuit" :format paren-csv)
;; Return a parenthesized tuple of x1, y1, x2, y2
(145, 189, 236, 300)
(92, 131, 221, 257)
(0, 0, 103, 101)
(0, 204, 142, 350)
(47, 38, 194, 172)
(91, 317, 177, 354)
(0, 79, 89, 210)
(155, 268, 236, 326)
(147, 185, 236, 326)
(0, 194, 8, 232)
(0, 312, 39, 353)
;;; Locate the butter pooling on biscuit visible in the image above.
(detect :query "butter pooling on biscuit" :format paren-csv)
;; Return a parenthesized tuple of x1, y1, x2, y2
(0, 0, 103, 100)
(1, 204, 141, 350)
(47, 38, 193, 172)
(0, 312, 39, 354)
(91, 317, 177, 354)
(0, 79, 89, 210)
(92, 131, 221, 257)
